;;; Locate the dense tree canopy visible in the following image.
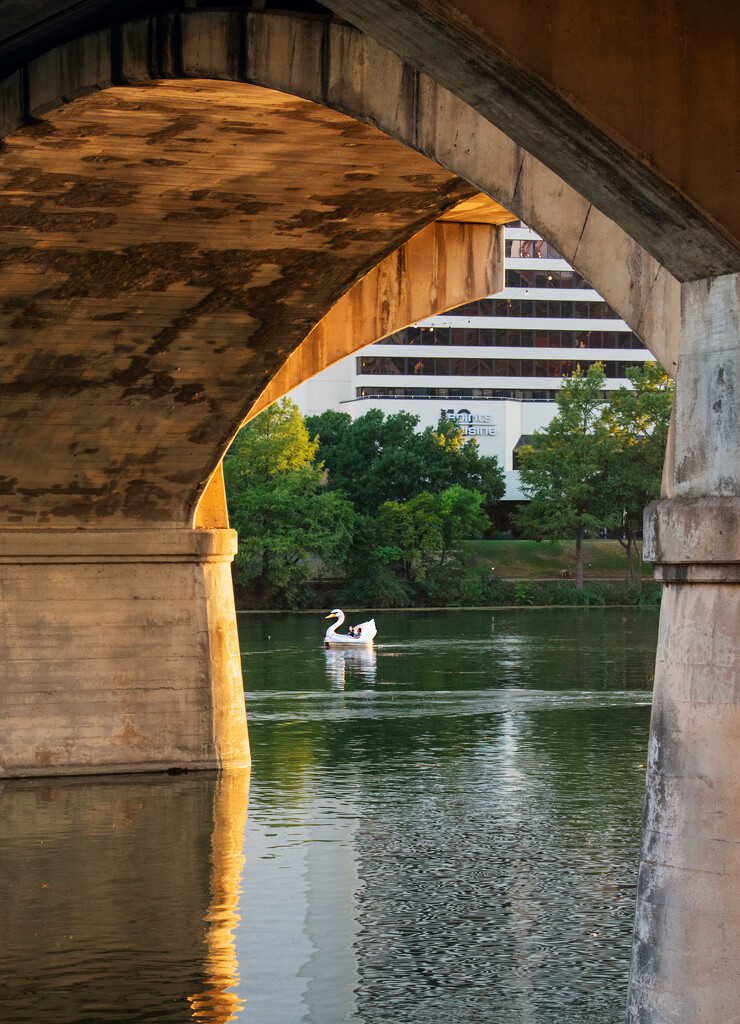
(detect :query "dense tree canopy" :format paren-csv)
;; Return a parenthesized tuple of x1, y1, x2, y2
(597, 362, 674, 581)
(377, 485, 487, 581)
(306, 408, 505, 516)
(512, 361, 674, 588)
(223, 380, 672, 607)
(224, 402, 505, 607)
(224, 398, 355, 605)
(512, 363, 620, 589)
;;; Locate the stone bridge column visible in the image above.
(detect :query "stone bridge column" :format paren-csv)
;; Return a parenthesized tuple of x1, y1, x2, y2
(0, 528, 249, 777)
(628, 274, 740, 1022)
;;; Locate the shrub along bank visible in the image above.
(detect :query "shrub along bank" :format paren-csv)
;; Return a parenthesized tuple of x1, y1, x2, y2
(233, 573, 661, 610)
(456, 573, 661, 609)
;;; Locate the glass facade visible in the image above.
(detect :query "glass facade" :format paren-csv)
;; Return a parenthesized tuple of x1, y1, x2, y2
(357, 386, 559, 401)
(379, 327, 643, 349)
(358, 356, 643, 379)
(362, 226, 649, 394)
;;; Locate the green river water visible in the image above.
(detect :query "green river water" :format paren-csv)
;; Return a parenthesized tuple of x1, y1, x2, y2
(0, 607, 659, 1024)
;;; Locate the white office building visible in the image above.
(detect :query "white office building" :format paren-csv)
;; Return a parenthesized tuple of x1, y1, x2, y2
(289, 223, 651, 505)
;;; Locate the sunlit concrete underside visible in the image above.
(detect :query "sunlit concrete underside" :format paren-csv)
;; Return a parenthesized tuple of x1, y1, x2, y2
(250, 213, 505, 418)
(0, 80, 472, 528)
(325, 0, 740, 280)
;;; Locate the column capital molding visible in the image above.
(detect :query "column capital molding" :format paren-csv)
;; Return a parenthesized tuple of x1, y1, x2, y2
(0, 528, 238, 563)
(644, 497, 740, 582)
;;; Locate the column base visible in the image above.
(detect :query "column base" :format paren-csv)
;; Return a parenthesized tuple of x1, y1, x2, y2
(628, 497, 740, 1021)
(0, 529, 249, 777)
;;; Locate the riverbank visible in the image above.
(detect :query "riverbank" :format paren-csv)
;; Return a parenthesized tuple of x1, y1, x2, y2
(235, 577, 662, 611)
(462, 537, 650, 580)
(233, 539, 658, 611)
(237, 602, 660, 613)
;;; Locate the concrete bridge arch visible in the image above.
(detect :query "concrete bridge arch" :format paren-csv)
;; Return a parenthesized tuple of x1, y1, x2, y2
(0, 8, 684, 525)
(0, 6, 738, 1022)
(0, 10, 682, 757)
(0, 10, 681, 371)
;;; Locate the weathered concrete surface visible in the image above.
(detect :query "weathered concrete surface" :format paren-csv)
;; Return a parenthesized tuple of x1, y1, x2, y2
(672, 275, 740, 499)
(0, 5, 735, 1021)
(0, 529, 248, 775)
(324, 0, 740, 281)
(631, 274, 740, 1021)
(195, 460, 229, 530)
(2, 2, 736, 280)
(628, 583, 740, 1023)
(644, 496, 740, 583)
(249, 216, 506, 417)
(0, 78, 472, 529)
(0, 11, 683, 406)
(0, 12, 681, 784)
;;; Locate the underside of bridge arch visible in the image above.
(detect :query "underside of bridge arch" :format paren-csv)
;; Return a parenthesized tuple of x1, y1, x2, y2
(0, 0, 704, 799)
(1, 10, 739, 1020)
(0, 78, 481, 528)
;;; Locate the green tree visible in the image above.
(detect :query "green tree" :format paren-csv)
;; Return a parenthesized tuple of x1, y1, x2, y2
(377, 492, 444, 581)
(437, 484, 489, 558)
(512, 363, 620, 590)
(418, 418, 506, 510)
(598, 361, 674, 582)
(377, 485, 487, 584)
(229, 397, 319, 483)
(224, 398, 355, 606)
(338, 514, 413, 608)
(307, 408, 425, 514)
(307, 407, 505, 516)
(303, 409, 352, 453)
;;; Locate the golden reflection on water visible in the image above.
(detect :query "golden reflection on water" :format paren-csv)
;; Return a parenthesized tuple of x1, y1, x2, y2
(188, 769, 251, 1024)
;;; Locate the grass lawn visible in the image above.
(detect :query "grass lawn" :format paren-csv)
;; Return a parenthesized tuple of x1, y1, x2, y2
(462, 538, 651, 580)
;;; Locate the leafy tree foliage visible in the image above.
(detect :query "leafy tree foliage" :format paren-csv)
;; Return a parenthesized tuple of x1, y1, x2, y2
(511, 362, 674, 589)
(232, 397, 319, 482)
(224, 398, 355, 606)
(336, 514, 414, 608)
(512, 364, 620, 589)
(377, 485, 487, 585)
(306, 407, 505, 516)
(597, 362, 674, 581)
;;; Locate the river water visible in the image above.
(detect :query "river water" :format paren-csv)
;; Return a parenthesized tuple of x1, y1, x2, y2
(0, 608, 659, 1024)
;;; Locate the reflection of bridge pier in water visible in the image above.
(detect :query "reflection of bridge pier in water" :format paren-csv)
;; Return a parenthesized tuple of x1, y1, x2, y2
(0, 769, 250, 1024)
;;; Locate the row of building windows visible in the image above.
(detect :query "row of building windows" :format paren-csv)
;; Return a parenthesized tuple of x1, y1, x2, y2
(505, 238, 564, 259)
(507, 268, 592, 290)
(357, 357, 642, 378)
(449, 273, 595, 313)
(378, 328, 643, 350)
(492, 298, 617, 319)
(406, 298, 618, 320)
(356, 387, 581, 401)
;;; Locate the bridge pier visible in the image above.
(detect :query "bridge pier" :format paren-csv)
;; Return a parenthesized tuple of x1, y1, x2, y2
(0, 528, 248, 777)
(628, 274, 740, 1021)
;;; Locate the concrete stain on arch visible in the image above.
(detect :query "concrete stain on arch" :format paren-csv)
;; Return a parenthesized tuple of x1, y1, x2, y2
(0, 204, 117, 232)
(0, 79, 474, 527)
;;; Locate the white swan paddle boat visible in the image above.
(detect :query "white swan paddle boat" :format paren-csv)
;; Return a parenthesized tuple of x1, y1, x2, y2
(324, 608, 377, 648)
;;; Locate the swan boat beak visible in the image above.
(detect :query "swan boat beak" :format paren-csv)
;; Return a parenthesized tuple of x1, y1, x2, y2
(325, 612, 337, 619)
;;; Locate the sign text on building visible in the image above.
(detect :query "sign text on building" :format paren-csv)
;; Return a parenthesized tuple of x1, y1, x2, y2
(441, 408, 497, 436)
